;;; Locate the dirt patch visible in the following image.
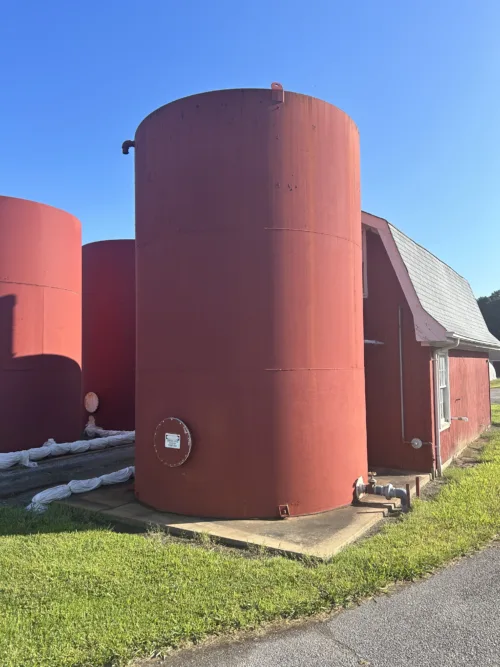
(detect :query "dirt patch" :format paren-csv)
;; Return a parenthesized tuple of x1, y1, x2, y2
(451, 438, 487, 469)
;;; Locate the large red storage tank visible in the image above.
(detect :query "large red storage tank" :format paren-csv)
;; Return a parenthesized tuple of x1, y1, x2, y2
(0, 196, 82, 453)
(82, 240, 135, 430)
(131, 87, 367, 518)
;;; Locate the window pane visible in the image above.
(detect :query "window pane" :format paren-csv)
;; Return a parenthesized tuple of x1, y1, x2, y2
(438, 353, 448, 389)
(437, 352, 449, 425)
(439, 388, 445, 422)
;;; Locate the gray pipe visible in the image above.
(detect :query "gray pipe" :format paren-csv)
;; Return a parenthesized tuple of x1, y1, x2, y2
(355, 477, 409, 510)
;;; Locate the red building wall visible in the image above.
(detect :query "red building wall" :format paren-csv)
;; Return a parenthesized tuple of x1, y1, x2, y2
(364, 227, 491, 472)
(437, 350, 490, 464)
(363, 229, 434, 471)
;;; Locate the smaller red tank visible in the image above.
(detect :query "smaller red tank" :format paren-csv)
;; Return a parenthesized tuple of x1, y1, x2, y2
(82, 240, 135, 430)
(0, 196, 82, 452)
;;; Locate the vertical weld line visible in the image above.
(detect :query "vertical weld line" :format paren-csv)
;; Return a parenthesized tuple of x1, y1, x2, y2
(42, 286, 45, 355)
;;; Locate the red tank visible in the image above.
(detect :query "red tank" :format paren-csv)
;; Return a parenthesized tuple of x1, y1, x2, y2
(0, 196, 82, 452)
(130, 88, 367, 518)
(82, 240, 135, 430)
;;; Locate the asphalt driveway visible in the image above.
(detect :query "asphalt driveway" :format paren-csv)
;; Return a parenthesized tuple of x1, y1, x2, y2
(160, 544, 500, 666)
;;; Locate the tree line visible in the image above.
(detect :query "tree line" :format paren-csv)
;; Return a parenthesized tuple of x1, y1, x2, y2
(478, 290, 500, 340)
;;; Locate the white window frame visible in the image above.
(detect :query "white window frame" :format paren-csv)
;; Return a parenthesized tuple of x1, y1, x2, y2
(437, 350, 451, 430)
(362, 227, 368, 299)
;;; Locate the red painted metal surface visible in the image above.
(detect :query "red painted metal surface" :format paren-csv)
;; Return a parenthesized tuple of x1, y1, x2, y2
(363, 229, 434, 472)
(82, 240, 135, 430)
(132, 88, 367, 518)
(438, 351, 490, 463)
(0, 196, 82, 452)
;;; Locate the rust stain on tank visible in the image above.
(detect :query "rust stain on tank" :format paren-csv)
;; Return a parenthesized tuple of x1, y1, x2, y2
(82, 240, 135, 430)
(132, 88, 368, 518)
(0, 196, 82, 452)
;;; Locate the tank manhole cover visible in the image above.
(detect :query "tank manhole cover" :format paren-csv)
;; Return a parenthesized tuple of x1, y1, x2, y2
(153, 417, 192, 467)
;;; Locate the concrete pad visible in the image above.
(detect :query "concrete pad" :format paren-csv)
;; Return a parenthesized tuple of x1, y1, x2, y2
(63, 470, 431, 560)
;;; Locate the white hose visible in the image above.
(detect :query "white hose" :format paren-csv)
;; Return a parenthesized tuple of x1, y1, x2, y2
(84, 425, 133, 439)
(26, 466, 135, 513)
(0, 430, 135, 471)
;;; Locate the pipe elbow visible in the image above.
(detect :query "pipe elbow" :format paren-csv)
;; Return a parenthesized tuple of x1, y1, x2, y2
(391, 487, 408, 505)
(122, 140, 135, 155)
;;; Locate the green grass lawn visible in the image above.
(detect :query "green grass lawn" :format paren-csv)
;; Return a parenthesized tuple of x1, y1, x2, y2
(491, 378, 500, 388)
(2, 409, 500, 667)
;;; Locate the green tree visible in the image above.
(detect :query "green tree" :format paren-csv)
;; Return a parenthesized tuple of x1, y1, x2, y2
(478, 290, 500, 340)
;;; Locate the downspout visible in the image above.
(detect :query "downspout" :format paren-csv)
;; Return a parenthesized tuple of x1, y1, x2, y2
(432, 337, 460, 476)
(489, 358, 493, 430)
(398, 306, 405, 441)
(432, 354, 441, 477)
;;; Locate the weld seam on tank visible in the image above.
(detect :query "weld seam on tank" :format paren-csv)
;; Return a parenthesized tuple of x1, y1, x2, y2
(0, 279, 79, 293)
(265, 368, 364, 372)
(264, 228, 362, 245)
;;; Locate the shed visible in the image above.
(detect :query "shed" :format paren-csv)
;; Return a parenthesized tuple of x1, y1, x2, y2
(362, 212, 500, 475)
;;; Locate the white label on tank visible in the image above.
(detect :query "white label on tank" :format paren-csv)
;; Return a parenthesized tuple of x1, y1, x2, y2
(165, 433, 181, 449)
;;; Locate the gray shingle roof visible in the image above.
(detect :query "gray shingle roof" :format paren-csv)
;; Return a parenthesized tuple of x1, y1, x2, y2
(389, 224, 500, 348)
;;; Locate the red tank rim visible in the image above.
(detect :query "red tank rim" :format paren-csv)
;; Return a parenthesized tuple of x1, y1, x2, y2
(134, 88, 359, 138)
(0, 194, 81, 226)
(83, 239, 134, 249)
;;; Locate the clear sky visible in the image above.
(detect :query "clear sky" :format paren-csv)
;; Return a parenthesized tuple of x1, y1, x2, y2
(1, 0, 498, 297)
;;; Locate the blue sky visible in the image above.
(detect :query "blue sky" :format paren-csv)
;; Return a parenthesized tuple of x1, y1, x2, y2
(1, 0, 498, 296)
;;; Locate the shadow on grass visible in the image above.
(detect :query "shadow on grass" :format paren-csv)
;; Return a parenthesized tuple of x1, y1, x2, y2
(0, 503, 125, 537)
